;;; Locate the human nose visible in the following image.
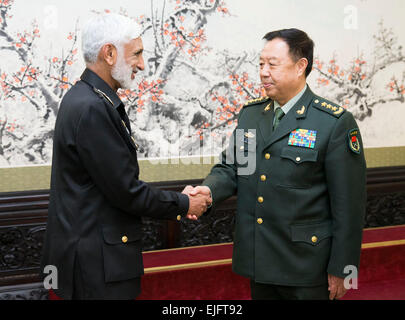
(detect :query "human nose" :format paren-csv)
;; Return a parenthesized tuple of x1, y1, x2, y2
(137, 54, 145, 71)
(260, 63, 271, 77)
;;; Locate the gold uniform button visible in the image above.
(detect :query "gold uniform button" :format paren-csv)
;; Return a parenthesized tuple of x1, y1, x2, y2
(311, 236, 318, 244)
(258, 197, 264, 203)
(122, 236, 128, 244)
(177, 215, 182, 221)
(296, 157, 301, 162)
(265, 153, 271, 160)
(257, 218, 263, 225)
(261, 175, 267, 182)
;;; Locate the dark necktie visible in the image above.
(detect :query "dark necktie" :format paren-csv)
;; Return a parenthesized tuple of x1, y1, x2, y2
(273, 107, 285, 130)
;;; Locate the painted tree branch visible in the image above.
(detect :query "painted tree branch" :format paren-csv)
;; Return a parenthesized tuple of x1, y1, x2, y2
(313, 20, 404, 121)
(0, 0, 79, 164)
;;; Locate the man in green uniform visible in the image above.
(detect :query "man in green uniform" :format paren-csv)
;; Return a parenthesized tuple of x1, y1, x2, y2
(189, 29, 366, 300)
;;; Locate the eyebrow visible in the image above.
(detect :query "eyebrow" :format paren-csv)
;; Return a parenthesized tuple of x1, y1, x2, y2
(260, 56, 278, 61)
(134, 48, 144, 55)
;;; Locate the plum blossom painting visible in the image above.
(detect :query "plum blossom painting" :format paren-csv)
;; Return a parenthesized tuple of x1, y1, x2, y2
(0, 0, 404, 168)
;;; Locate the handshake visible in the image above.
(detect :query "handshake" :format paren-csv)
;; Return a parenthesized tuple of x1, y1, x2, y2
(182, 186, 212, 221)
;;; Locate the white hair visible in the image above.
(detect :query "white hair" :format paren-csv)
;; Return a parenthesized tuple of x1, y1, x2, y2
(81, 13, 142, 65)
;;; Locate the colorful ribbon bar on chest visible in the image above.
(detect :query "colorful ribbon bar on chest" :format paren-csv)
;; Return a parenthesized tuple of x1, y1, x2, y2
(288, 129, 317, 149)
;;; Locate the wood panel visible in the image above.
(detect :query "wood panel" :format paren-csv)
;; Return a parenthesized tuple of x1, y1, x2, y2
(0, 167, 404, 298)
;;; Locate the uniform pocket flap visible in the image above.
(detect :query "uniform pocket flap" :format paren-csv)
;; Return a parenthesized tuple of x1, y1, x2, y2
(102, 225, 142, 245)
(291, 220, 332, 245)
(281, 147, 318, 164)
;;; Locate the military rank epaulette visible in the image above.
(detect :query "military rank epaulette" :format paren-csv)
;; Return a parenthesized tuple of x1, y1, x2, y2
(243, 96, 270, 108)
(312, 98, 346, 118)
(93, 87, 114, 107)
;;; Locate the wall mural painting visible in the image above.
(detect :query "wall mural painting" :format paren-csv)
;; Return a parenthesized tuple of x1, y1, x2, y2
(0, 0, 404, 168)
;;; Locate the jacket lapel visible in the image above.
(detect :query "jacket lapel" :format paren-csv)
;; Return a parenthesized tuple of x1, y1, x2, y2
(258, 101, 275, 146)
(103, 98, 138, 152)
(264, 86, 314, 150)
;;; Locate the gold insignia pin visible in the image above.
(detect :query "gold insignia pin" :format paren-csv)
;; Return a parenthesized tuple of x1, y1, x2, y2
(264, 104, 271, 112)
(245, 132, 255, 139)
(321, 102, 327, 107)
(334, 107, 344, 115)
(297, 106, 306, 115)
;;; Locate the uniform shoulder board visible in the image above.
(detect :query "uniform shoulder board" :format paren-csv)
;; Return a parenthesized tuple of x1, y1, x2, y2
(93, 87, 114, 106)
(312, 97, 346, 118)
(244, 96, 270, 108)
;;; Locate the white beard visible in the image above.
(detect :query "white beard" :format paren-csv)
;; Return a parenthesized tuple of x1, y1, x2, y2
(111, 47, 137, 90)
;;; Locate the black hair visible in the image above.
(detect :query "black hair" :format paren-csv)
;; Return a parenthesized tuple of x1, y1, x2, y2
(263, 28, 314, 77)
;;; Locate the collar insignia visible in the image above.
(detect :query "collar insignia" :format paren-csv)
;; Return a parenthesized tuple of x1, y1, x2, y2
(93, 87, 114, 106)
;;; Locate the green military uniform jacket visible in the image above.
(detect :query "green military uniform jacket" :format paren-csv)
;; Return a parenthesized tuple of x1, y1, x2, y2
(203, 86, 366, 286)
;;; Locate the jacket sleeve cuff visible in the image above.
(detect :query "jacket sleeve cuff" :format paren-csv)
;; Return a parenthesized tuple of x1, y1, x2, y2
(206, 187, 213, 209)
(177, 192, 189, 218)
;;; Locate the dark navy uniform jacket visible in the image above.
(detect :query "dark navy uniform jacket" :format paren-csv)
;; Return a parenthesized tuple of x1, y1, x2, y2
(41, 69, 189, 299)
(203, 86, 366, 286)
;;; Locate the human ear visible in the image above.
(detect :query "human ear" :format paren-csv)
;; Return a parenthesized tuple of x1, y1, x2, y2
(296, 57, 308, 77)
(100, 44, 117, 66)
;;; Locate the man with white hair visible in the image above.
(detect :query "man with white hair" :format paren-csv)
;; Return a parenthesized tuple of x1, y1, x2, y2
(40, 13, 211, 300)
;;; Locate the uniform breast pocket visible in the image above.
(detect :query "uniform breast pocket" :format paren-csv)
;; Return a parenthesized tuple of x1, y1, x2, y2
(101, 225, 144, 283)
(277, 146, 319, 189)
